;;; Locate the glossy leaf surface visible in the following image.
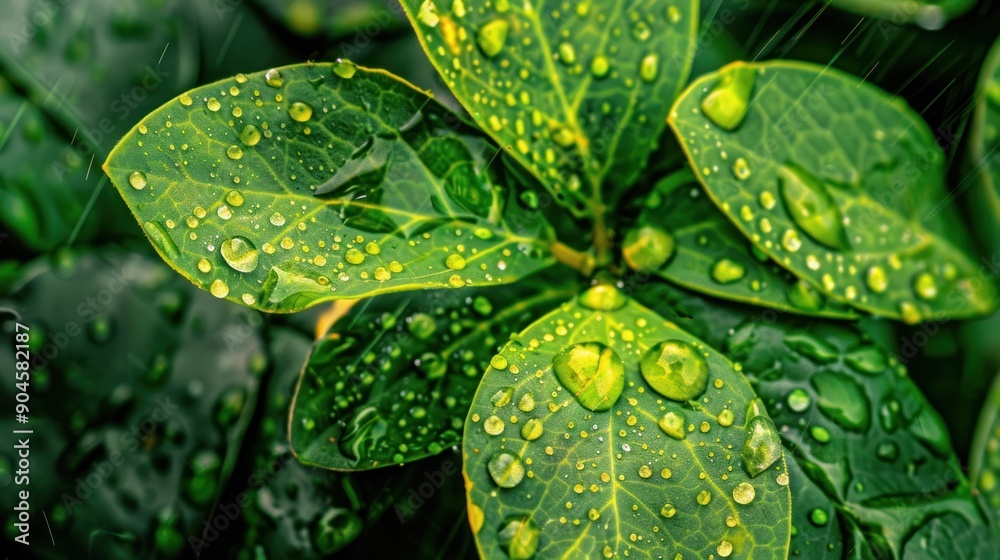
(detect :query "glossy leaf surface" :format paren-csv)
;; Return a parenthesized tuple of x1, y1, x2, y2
(632, 169, 856, 318)
(638, 280, 997, 559)
(971, 373, 1000, 528)
(669, 60, 996, 323)
(400, 0, 699, 214)
(104, 63, 553, 312)
(464, 286, 791, 559)
(969, 36, 1000, 256)
(291, 274, 574, 470)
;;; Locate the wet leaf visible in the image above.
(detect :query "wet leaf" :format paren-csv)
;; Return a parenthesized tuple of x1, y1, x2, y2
(669, 60, 997, 323)
(630, 168, 856, 318)
(968, 36, 1000, 257)
(291, 273, 574, 470)
(464, 285, 791, 559)
(971, 373, 1000, 528)
(0, 251, 265, 558)
(830, 0, 977, 29)
(104, 63, 554, 313)
(637, 280, 997, 559)
(399, 0, 699, 214)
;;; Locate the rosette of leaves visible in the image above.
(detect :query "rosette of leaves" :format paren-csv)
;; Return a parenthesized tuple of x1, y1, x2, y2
(101, 0, 998, 557)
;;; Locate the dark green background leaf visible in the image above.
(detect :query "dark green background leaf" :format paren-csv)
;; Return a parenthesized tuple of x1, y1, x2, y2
(290, 271, 574, 470)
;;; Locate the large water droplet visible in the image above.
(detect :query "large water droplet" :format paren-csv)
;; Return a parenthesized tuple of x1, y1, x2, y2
(701, 64, 756, 130)
(844, 345, 886, 374)
(220, 236, 260, 273)
(658, 411, 686, 440)
(623, 226, 675, 272)
(240, 124, 261, 146)
(333, 58, 357, 79)
(741, 401, 782, 477)
(129, 171, 147, 190)
(778, 164, 849, 250)
(711, 258, 745, 284)
(488, 452, 525, 488)
(640, 340, 709, 402)
(732, 481, 756, 505)
(786, 388, 811, 412)
(476, 19, 510, 57)
(810, 371, 870, 431)
(143, 221, 179, 260)
(497, 517, 539, 560)
(639, 53, 659, 82)
(265, 68, 284, 87)
(591, 55, 609, 78)
(866, 266, 888, 293)
(784, 333, 837, 363)
(417, 0, 440, 26)
(578, 284, 627, 311)
(912, 272, 938, 300)
(552, 342, 625, 411)
(289, 102, 313, 122)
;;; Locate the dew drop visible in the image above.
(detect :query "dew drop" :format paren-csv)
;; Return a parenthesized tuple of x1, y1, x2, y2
(623, 226, 674, 272)
(639, 53, 659, 82)
(240, 124, 261, 146)
(333, 58, 357, 79)
(912, 272, 938, 300)
(778, 164, 849, 250)
(786, 388, 811, 412)
(220, 236, 259, 273)
(143, 221, 179, 259)
(591, 55, 610, 78)
(521, 418, 544, 441)
(345, 248, 365, 265)
(701, 64, 755, 130)
(578, 284, 627, 311)
(732, 157, 751, 180)
(732, 482, 756, 505)
(210, 279, 229, 298)
(866, 266, 888, 293)
(206, 97, 221, 112)
(711, 258, 745, 284)
(129, 171, 147, 190)
(640, 340, 709, 402)
(476, 19, 510, 57)
(265, 68, 284, 87)
(484, 415, 505, 436)
(226, 145, 243, 160)
(488, 452, 525, 488)
(552, 342, 625, 411)
(497, 517, 539, 560)
(289, 102, 313, 122)
(741, 401, 782, 477)
(445, 253, 467, 270)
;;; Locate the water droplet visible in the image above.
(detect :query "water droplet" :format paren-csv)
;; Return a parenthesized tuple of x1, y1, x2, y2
(660, 503, 677, 518)
(143, 221, 179, 259)
(639, 54, 658, 82)
(490, 354, 508, 370)
(717, 541, 734, 558)
(899, 301, 922, 324)
(718, 409, 735, 426)
(810, 425, 831, 443)
(179, 93, 193, 106)
(558, 42, 576, 64)
(417, 0, 440, 26)
(912, 272, 938, 300)
(741, 402, 782, 477)
(488, 452, 525, 488)
(289, 102, 313, 122)
(711, 258, 745, 284)
(778, 164, 849, 250)
(226, 145, 243, 160)
(476, 19, 510, 57)
(197, 258, 212, 273)
(518, 393, 535, 412)
(521, 418, 543, 440)
(623, 226, 675, 272)
(491, 387, 513, 407)
(591, 55, 610, 78)
(789, 280, 823, 311)
(578, 284, 627, 311)
(809, 508, 829, 526)
(866, 266, 888, 293)
(210, 279, 229, 298)
(701, 64, 755, 130)
(732, 482, 756, 505)
(786, 388, 811, 412)
(220, 236, 259, 273)
(484, 415, 505, 435)
(206, 97, 221, 112)
(552, 342, 625, 411)
(497, 517, 539, 560)
(908, 405, 950, 455)
(418, 353, 446, 378)
(876, 440, 899, 462)
(129, 171, 147, 190)
(784, 333, 838, 363)
(345, 248, 365, 265)
(333, 58, 357, 79)
(697, 490, 712, 505)
(265, 68, 284, 87)
(445, 253, 467, 270)
(658, 411, 686, 440)
(240, 124, 261, 146)
(732, 157, 751, 180)
(641, 340, 708, 402)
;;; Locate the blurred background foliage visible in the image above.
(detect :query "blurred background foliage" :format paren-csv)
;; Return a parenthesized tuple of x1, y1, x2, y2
(0, 0, 998, 558)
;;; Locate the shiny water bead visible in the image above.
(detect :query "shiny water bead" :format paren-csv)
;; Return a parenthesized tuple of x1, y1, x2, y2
(552, 343, 625, 411)
(640, 340, 709, 401)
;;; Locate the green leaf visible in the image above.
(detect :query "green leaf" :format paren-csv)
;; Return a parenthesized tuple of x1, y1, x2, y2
(0, 250, 266, 558)
(103, 62, 554, 313)
(636, 280, 998, 558)
(463, 285, 791, 559)
(290, 273, 574, 470)
(968, 36, 1000, 257)
(830, 0, 978, 28)
(628, 168, 856, 318)
(399, 0, 699, 214)
(971, 373, 1000, 529)
(668, 60, 997, 323)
